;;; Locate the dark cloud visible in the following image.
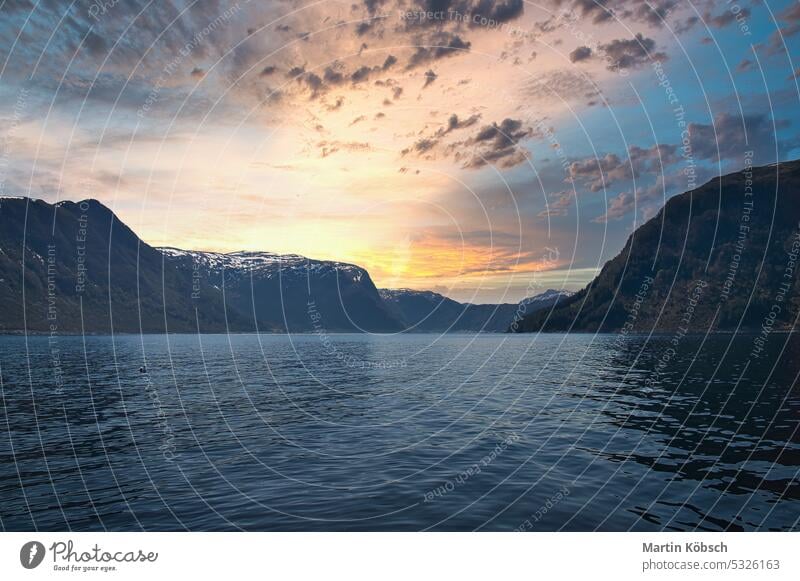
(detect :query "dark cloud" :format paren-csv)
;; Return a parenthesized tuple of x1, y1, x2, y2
(569, 153, 631, 192)
(470, 0, 525, 23)
(400, 115, 531, 169)
(674, 15, 699, 34)
(382, 55, 398, 69)
(351, 65, 374, 84)
(569, 0, 614, 24)
(355, 21, 373, 36)
(437, 113, 482, 135)
(84, 31, 108, 57)
(190, 67, 206, 79)
(423, 69, 438, 88)
(363, 0, 388, 15)
(600, 33, 667, 71)
(323, 65, 345, 85)
(407, 32, 471, 69)
(414, 138, 438, 153)
(547, 0, 686, 28)
(737, 58, 754, 73)
(462, 118, 533, 169)
(569, 46, 593, 62)
(304, 73, 324, 97)
(622, 0, 679, 28)
(404, 0, 524, 26)
(261, 65, 277, 76)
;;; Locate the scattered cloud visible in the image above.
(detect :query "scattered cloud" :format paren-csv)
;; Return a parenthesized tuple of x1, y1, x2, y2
(600, 33, 668, 71)
(686, 113, 791, 162)
(569, 46, 593, 63)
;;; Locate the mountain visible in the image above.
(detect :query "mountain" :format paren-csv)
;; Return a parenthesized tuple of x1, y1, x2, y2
(160, 248, 401, 333)
(379, 288, 571, 332)
(0, 197, 234, 333)
(0, 197, 401, 333)
(513, 159, 800, 333)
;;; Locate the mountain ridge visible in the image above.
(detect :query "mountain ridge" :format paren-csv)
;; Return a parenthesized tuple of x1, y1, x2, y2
(0, 196, 562, 334)
(512, 159, 800, 333)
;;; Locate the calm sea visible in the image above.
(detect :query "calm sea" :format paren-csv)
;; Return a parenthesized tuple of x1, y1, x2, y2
(1, 333, 798, 531)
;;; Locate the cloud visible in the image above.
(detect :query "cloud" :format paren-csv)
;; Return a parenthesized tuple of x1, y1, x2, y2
(462, 118, 534, 169)
(686, 113, 791, 162)
(569, 153, 631, 192)
(538, 189, 575, 217)
(561, 0, 614, 24)
(569, 46, 593, 63)
(407, 32, 471, 69)
(401, 115, 533, 169)
(674, 15, 699, 34)
(318, 140, 372, 158)
(765, 3, 800, 55)
(569, 143, 679, 192)
(382, 55, 398, 69)
(704, 7, 751, 29)
(423, 69, 438, 88)
(437, 113, 482, 135)
(600, 33, 668, 71)
(628, 143, 679, 169)
(622, 0, 680, 27)
(402, 0, 525, 26)
(323, 65, 345, 85)
(470, 0, 525, 23)
(522, 70, 600, 104)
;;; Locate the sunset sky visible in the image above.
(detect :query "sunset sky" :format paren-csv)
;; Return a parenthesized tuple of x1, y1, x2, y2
(1, 0, 799, 302)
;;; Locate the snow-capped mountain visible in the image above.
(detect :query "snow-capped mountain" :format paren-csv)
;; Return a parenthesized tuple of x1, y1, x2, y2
(159, 248, 400, 332)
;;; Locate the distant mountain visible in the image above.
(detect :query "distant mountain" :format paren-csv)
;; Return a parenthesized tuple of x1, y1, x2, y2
(513, 160, 800, 333)
(160, 248, 401, 333)
(379, 288, 571, 332)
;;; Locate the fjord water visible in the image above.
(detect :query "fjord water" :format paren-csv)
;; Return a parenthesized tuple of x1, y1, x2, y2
(1, 333, 798, 531)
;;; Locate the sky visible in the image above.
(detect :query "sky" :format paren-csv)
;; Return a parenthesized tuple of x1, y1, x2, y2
(0, 0, 798, 303)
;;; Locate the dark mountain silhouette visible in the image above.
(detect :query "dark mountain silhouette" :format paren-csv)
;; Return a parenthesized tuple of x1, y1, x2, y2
(0, 197, 401, 333)
(513, 160, 800, 333)
(0, 197, 234, 333)
(159, 248, 401, 333)
(380, 288, 571, 332)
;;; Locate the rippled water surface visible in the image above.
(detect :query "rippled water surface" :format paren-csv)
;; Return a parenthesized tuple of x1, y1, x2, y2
(1, 333, 799, 531)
